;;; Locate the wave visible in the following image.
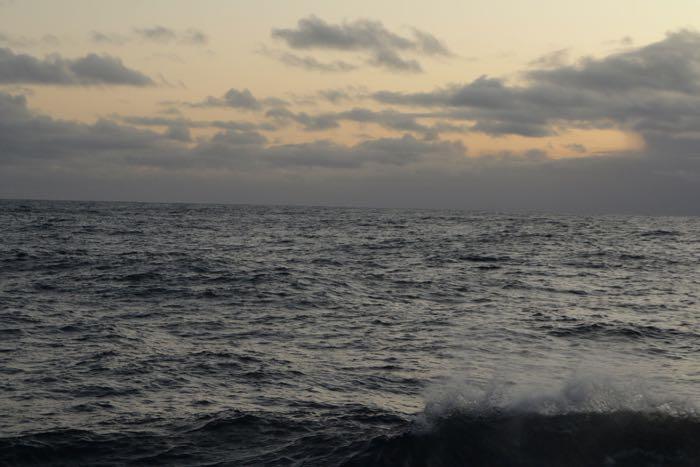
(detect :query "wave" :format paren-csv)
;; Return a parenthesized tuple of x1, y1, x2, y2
(345, 410, 700, 466)
(0, 412, 306, 466)
(640, 229, 681, 237)
(0, 407, 406, 466)
(546, 322, 698, 340)
(346, 378, 700, 466)
(2, 381, 699, 466)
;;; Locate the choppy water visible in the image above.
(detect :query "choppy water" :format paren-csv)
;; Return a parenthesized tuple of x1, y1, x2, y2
(1, 200, 699, 466)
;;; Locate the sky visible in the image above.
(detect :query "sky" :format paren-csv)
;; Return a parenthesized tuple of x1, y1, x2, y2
(1, 0, 700, 213)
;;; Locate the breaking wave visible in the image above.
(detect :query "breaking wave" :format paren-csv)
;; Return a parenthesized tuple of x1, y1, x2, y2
(347, 378, 700, 466)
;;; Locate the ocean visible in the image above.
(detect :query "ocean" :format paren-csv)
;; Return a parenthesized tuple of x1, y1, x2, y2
(0, 200, 698, 466)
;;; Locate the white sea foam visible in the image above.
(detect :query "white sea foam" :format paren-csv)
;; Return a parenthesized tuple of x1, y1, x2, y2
(420, 371, 699, 426)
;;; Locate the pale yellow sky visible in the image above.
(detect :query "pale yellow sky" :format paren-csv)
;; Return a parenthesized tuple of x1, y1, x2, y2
(1, 0, 698, 156)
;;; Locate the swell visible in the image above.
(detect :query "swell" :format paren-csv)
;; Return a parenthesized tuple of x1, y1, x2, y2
(0, 412, 304, 466)
(545, 322, 699, 340)
(3, 410, 698, 466)
(0, 408, 407, 466)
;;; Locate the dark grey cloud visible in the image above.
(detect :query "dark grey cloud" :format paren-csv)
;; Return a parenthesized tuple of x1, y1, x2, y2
(3, 31, 700, 213)
(2, 88, 700, 214)
(92, 27, 208, 46)
(372, 31, 700, 138)
(260, 97, 291, 109)
(528, 30, 700, 94)
(270, 87, 368, 108)
(368, 49, 422, 73)
(294, 86, 371, 105)
(89, 31, 130, 46)
(205, 128, 268, 148)
(117, 115, 276, 132)
(190, 88, 290, 111)
(0, 48, 153, 85)
(0, 32, 31, 47)
(0, 32, 61, 48)
(2, 88, 697, 214)
(164, 121, 191, 142)
(529, 48, 570, 68)
(265, 107, 340, 131)
(219, 88, 260, 110)
(604, 36, 634, 47)
(318, 88, 356, 104)
(213, 33, 700, 140)
(258, 134, 464, 169)
(265, 106, 468, 139)
(192, 88, 261, 110)
(2, 91, 464, 176)
(272, 16, 449, 55)
(270, 16, 451, 73)
(270, 50, 357, 72)
(411, 29, 452, 56)
(134, 26, 177, 43)
(565, 143, 587, 153)
(0, 92, 174, 164)
(180, 29, 208, 46)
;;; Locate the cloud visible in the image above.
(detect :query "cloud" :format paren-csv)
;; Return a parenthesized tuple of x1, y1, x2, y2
(272, 16, 450, 56)
(0, 32, 61, 48)
(116, 115, 276, 132)
(0, 91, 459, 173)
(265, 106, 468, 138)
(0, 93, 174, 164)
(296, 86, 368, 105)
(91, 26, 208, 46)
(265, 107, 340, 131)
(269, 16, 452, 73)
(258, 134, 465, 169)
(164, 121, 191, 142)
(318, 88, 355, 104)
(368, 49, 422, 73)
(529, 48, 570, 68)
(180, 29, 208, 46)
(218, 88, 261, 110)
(565, 143, 587, 153)
(371, 31, 700, 138)
(191, 88, 262, 110)
(262, 48, 357, 73)
(0, 32, 31, 48)
(528, 30, 700, 94)
(189, 88, 291, 111)
(412, 28, 452, 56)
(89, 31, 130, 46)
(134, 26, 177, 43)
(134, 26, 208, 45)
(0, 48, 154, 85)
(1, 89, 699, 214)
(3, 31, 700, 213)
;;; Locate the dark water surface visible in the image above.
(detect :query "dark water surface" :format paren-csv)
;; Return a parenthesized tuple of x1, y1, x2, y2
(1, 200, 699, 466)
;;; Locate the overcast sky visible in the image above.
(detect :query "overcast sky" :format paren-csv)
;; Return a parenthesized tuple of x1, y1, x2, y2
(1, 0, 700, 214)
